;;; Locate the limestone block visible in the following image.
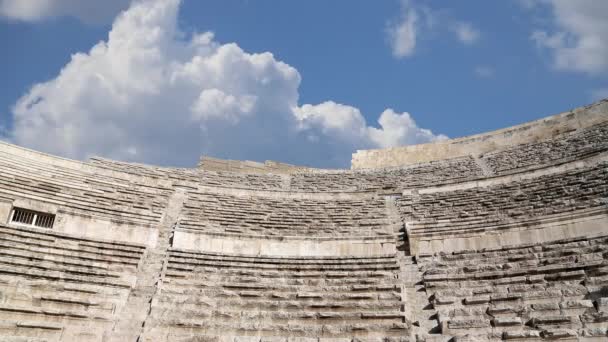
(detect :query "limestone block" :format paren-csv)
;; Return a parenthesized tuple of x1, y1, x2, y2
(540, 328, 578, 339)
(492, 317, 522, 327)
(464, 296, 490, 305)
(503, 330, 541, 340)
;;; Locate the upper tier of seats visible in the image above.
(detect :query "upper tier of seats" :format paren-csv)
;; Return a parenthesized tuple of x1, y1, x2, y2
(179, 191, 394, 238)
(0, 223, 145, 342)
(141, 248, 409, 341)
(482, 120, 608, 175)
(417, 234, 608, 340)
(0, 148, 171, 227)
(88, 111, 608, 193)
(289, 156, 484, 193)
(398, 161, 608, 240)
(90, 157, 286, 191)
(92, 154, 488, 193)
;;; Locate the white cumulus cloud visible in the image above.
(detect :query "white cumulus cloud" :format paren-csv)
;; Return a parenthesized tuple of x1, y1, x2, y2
(368, 109, 447, 148)
(386, 1, 420, 58)
(530, 0, 608, 74)
(474, 66, 495, 78)
(452, 21, 480, 45)
(9, 0, 445, 168)
(0, 0, 131, 24)
(386, 1, 481, 59)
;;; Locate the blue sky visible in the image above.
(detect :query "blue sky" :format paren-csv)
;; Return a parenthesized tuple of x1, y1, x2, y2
(1, 0, 607, 168)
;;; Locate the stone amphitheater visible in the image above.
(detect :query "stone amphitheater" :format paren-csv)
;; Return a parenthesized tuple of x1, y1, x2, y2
(0, 99, 607, 342)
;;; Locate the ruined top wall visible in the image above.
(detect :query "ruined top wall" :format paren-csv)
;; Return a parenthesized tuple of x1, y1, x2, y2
(351, 99, 608, 169)
(198, 156, 313, 174)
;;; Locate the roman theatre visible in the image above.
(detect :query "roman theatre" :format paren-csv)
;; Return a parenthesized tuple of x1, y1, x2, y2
(0, 99, 607, 342)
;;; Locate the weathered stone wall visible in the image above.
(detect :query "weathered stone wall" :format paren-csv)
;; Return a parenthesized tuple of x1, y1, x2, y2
(198, 156, 313, 174)
(352, 99, 608, 169)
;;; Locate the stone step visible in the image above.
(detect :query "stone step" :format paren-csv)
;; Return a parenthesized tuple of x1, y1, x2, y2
(0, 234, 143, 265)
(144, 319, 410, 339)
(176, 281, 401, 293)
(153, 294, 402, 312)
(156, 287, 401, 303)
(0, 263, 134, 288)
(150, 307, 405, 323)
(166, 259, 400, 273)
(169, 249, 397, 263)
(0, 224, 146, 251)
(0, 304, 113, 321)
(166, 275, 399, 287)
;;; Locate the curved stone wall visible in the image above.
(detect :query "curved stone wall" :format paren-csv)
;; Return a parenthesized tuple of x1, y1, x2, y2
(0, 99, 605, 341)
(352, 99, 608, 169)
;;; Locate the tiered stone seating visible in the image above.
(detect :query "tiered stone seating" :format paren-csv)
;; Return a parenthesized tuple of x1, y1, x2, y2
(90, 157, 286, 191)
(92, 155, 484, 193)
(0, 224, 145, 342)
(179, 191, 393, 237)
(290, 156, 484, 193)
(417, 234, 608, 340)
(0, 100, 604, 341)
(399, 162, 608, 240)
(482, 122, 608, 175)
(0, 151, 170, 226)
(140, 248, 409, 341)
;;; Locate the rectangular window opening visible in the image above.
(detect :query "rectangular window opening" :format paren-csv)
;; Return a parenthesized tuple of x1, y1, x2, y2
(10, 207, 55, 229)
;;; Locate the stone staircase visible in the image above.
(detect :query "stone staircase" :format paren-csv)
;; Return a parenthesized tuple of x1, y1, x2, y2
(107, 188, 186, 342)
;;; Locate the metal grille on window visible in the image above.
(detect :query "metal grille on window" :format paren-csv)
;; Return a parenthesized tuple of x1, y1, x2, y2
(10, 207, 55, 229)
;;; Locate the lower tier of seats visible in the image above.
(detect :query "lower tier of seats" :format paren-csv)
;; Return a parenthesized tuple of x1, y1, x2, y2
(139, 249, 411, 341)
(416, 234, 608, 341)
(0, 224, 146, 342)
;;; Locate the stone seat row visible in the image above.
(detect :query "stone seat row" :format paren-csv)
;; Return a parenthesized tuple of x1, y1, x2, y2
(288, 156, 483, 193)
(5, 336, 410, 342)
(138, 248, 409, 340)
(0, 151, 171, 226)
(422, 235, 608, 268)
(399, 162, 608, 239)
(404, 207, 604, 241)
(483, 120, 608, 175)
(90, 157, 286, 190)
(416, 234, 608, 340)
(0, 151, 171, 198)
(169, 249, 398, 264)
(179, 192, 393, 238)
(0, 224, 147, 342)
